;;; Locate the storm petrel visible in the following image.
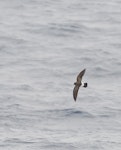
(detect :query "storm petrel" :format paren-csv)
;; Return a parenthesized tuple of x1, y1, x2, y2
(73, 69, 87, 101)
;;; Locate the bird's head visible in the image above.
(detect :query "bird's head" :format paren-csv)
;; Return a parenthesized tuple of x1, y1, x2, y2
(74, 82, 76, 85)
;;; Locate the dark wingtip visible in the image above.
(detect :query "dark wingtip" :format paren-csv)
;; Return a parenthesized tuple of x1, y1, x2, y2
(73, 96, 76, 101)
(82, 68, 86, 74)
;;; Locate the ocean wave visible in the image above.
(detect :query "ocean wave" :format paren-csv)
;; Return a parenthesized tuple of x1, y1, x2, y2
(45, 108, 94, 119)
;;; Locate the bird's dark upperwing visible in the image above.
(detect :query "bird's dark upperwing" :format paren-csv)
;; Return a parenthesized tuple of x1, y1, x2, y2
(77, 69, 86, 82)
(73, 85, 80, 101)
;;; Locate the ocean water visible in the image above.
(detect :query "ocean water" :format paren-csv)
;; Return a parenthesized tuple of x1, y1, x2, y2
(0, 0, 121, 150)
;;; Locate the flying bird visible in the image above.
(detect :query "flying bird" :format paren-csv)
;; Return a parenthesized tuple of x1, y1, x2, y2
(73, 69, 87, 101)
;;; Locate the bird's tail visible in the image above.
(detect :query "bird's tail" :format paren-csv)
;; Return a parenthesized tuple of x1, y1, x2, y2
(83, 83, 88, 88)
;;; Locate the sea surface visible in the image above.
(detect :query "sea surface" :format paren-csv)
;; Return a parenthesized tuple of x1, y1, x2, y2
(0, 0, 121, 150)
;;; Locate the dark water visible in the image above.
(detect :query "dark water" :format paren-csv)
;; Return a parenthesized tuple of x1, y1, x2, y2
(0, 0, 121, 149)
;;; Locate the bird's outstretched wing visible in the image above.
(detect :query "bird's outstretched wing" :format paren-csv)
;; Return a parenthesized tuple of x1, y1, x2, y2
(77, 69, 86, 83)
(73, 85, 80, 101)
